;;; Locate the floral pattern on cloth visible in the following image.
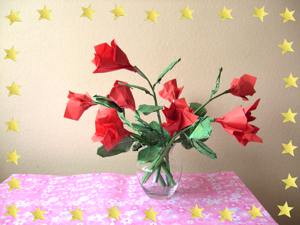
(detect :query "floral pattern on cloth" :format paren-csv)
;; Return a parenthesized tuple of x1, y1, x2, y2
(0, 172, 277, 225)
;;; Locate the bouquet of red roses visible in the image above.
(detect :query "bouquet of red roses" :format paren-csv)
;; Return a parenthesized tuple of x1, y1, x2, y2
(64, 40, 262, 196)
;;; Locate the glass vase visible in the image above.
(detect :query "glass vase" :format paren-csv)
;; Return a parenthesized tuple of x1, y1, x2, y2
(136, 144, 182, 199)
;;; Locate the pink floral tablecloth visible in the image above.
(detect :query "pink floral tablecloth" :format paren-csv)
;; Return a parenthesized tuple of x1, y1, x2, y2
(0, 171, 277, 225)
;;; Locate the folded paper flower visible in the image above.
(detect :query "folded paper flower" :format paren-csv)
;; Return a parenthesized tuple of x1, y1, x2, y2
(92, 108, 130, 150)
(215, 99, 262, 145)
(229, 74, 256, 101)
(159, 79, 183, 102)
(162, 98, 198, 136)
(92, 39, 136, 73)
(64, 91, 95, 121)
(108, 80, 136, 110)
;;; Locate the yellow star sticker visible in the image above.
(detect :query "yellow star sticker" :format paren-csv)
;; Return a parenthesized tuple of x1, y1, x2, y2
(111, 5, 125, 19)
(81, 5, 95, 20)
(5, 204, 19, 218)
(7, 177, 21, 191)
(181, 6, 193, 20)
(108, 206, 121, 220)
(6, 10, 21, 25)
(146, 9, 159, 23)
(6, 119, 19, 132)
(4, 47, 18, 61)
(281, 108, 297, 123)
(282, 173, 298, 190)
(248, 205, 263, 219)
(282, 140, 297, 156)
(253, 6, 268, 22)
(70, 208, 83, 221)
(191, 204, 204, 219)
(278, 39, 294, 55)
(219, 207, 233, 222)
(38, 6, 52, 20)
(144, 207, 158, 222)
(280, 8, 296, 23)
(283, 73, 298, 88)
(219, 7, 233, 21)
(278, 202, 293, 218)
(7, 150, 21, 165)
(6, 82, 21, 96)
(32, 208, 46, 220)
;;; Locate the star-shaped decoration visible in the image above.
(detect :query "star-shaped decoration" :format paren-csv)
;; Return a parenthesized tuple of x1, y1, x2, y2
(4, 47, 18, 61)
(7, 177, 21, 191)
(6, 10, 21, 25)
(278, 39, 294, 55)
(281, 108, 297, 123)
(6, 82, 21, 96)
(283, 73, 298, 88)
(282, 173, 298, 190)
(111, 5, 125, 19)
(181, 6, 193, 20)
(5, 204, 19, 218)
(146, 9, 159, 23)
(32, 208, 46, 221)
(248, 205, 263, 219)
(190, 204, 204, 219)
(38, 6, 52, 20)
(278, 202, 293, 217)
(70, 208, 83, 221)
(253, 6, 268, 22)
(282, 140, 298, 157)
(7, 150, 21, 165)
(144, 207, 158, 222)
(219, 7, 233, 21)
(108, 206, 121, 220)
(280, 8, 296, 23)
(81, 5, 95, 20)
(219, 207, 233, 222)
(6, 119, 19, 132)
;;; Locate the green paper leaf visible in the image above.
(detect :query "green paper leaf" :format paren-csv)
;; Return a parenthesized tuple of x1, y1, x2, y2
(138, 104, 163, 115)
(179, 132, 193, 149)
(189, 117, 213, 140)
(117, 81, 152, 96)
(97, 137, 134, 157)
(149, 121, 171, 142)
(191, 139, 217, 159)
(93, 95, 123, 112)
(154, 58, 181, 87)
(210, 67, 223, 98)
(190, 102, 207, 117)
(138, 145, 161, 163)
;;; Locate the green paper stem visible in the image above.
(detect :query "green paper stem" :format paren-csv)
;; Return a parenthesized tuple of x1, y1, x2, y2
(194, 68, 230, 114)
(134, 66, 165, 141)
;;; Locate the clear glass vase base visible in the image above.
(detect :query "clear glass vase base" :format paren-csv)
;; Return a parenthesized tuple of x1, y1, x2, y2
(141, 183, 178, 200)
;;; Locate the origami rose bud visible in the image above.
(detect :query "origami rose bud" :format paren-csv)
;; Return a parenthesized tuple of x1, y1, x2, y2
(215, 99, 262, 146)
(159, 79, 183, 102)
(92, 108, 130, 150)
(229, 74, 257, 101)
(108, 81, 136, 110)
(162, 98, 198, 136)
(64, 91, 95, 121)
(92, 39, 136, 73)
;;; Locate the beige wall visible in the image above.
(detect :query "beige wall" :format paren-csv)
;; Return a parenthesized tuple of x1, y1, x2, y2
(1, 1, 299, 224)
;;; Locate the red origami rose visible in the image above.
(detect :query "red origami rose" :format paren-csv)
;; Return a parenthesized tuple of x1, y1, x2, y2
(64, 91, 95, 121)
(215, 99, 262, 146)
(108, 80, 136, 110)
(92, 108, 130, 150)
(229, 74, 257, 101)
(162, 98, 198, 136)
(92, 39, 136, 73)
(159, 79, 183, 102)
